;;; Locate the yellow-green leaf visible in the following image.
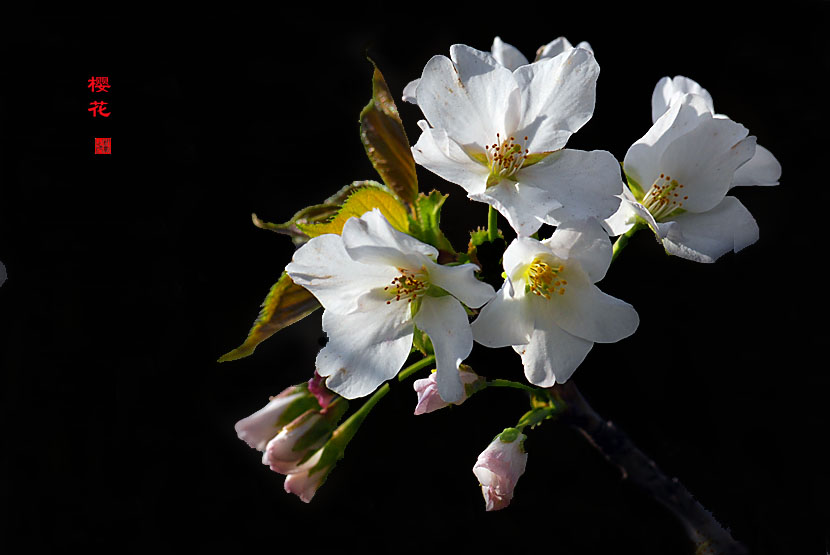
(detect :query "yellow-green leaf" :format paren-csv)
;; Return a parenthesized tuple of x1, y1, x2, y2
(218, 272, 320, 362)
(360, 62, 418, 207)
(297, 186, 410, 238)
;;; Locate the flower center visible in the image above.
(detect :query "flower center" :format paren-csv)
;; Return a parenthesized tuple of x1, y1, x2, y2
(525, 257, 566, 300)
(641, 174, 688, 221)
(487, 133, 529, 180)
(384, 268, 429, 304)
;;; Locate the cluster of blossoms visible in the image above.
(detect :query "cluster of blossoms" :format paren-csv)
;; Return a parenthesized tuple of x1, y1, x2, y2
(227, 36, 779, 509)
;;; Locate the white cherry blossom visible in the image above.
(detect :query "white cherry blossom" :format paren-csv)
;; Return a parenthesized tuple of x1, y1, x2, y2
(410, 43, 622, 237)
(605, 87, 779, 263)
(285, 210, 494, 403)
(472, 219, 639, 386)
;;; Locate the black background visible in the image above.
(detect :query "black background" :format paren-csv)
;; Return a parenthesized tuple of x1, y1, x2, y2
(1, 8, 827, 554)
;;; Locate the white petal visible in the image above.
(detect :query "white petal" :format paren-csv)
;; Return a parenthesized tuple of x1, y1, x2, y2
(518, 149, 624, 226)
(425, 260, 494, 308)
(542, 218, 612, 283)
(471, 282, 534, 348)
(513, 324, 594, 386)
(624, 94, 713, 191)
(414, 296, 473, 403)
(651, 76, 714, 123)
(491, 36, 528, 71)
(603, 190, 640, 236)
(402, 78, 420, 104)
(412, 124, 490, 195)
(535, 37, 575, 60)
(316, 305, 413, 399)
(537, 274, 639, 344)
(286, 234, 397, 314)
(731, 144, 781, 187)
(341, 209, 437, 269)
(658, 118, 754, 213)
(502, 236, 546, 279)
(471, 181, 562, 237)
(661, 196, 759, 263)
(417, 48, 518, 149)
(513, 48, 599, 153)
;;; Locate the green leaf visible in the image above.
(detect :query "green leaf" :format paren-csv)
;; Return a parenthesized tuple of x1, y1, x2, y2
(252, 181, 381, 246)
(408, 190, 456, 255)
(218, 272, 321, 362)
(297, 185, 410, 238)
(360, 61, 418, 207)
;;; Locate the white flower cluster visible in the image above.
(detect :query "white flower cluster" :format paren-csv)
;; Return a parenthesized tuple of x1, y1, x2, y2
(234, 35, 779, 509)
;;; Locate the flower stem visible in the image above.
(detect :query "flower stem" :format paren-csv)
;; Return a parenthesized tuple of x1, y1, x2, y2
(554, 381, 748, 554)
(611, 222, 644, 263)
(331, 383, 390, 448)
(397, 355, 436, 382)
(487, 378, 542, 394)
(487, 205, 499, 242)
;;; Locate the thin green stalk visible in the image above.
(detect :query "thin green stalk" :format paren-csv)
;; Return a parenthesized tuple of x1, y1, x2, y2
(487, 378, 542, 394)
(397, 355, 436, 381)
(611, 222, 644, 263)
(331, 383, 390, 447)
(487, 205, 499, 242)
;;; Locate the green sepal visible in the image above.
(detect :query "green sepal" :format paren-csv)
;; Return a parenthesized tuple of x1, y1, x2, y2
(360, 60, 418, 208)
(218, 271, 320, 362)
(274, 384, 322, 429)
(498, 427, 522, 443)
(411, 325, 434, 356)
(290, 397, 350, 455)
(408, 190, 456, 255)
(624, 169, 646, 200)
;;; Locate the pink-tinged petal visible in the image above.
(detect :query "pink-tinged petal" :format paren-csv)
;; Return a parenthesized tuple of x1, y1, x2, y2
(661, 196, 759, 263)
(341, 209, 438, 270)
(263, 411, 327, 474)
(413, 367, 480, 415)
(471, 281, 534, 348)
(513, 325, 594, 386)
(234, 387, 309, 451)
(513, 48, 599, 153)
(316, 303, 414, 399)
(286, 234, 398, 315)
(542, 218, 612, 284)
(414, 295, 473, 404)
(283, 450, 327, 503)
(491, 36, 528, 71)
(472, 433, 528, 511)
(424, 259, 494, 309)
(731, 144, 781, 187)
(651, 76, 714, 123)
(412, 123, 490, 196)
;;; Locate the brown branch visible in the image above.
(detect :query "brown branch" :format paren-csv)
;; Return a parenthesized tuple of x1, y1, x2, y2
(554, 381, 748, 555)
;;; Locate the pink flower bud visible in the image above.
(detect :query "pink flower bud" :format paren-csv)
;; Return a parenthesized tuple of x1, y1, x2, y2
(283, 449, 329, 503)
(263, 410, 328, 474)
(413, 366, 482, 415)
(234, 386, 311, 451)
(472, 430, 528, 511)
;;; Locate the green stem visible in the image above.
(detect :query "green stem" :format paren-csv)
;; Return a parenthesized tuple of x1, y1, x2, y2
(331, 383, 390, 448)
(397, 355, 436, 381)
(487, 205, 499, 242)
(611, 222, 644, 263)
(487, 378, 542, 394)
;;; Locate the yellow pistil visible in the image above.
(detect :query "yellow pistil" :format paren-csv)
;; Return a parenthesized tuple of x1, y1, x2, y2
(525, 257, 566, 300)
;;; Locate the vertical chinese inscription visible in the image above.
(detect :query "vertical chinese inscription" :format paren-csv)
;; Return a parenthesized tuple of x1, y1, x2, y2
(89, 76, 111, 154)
